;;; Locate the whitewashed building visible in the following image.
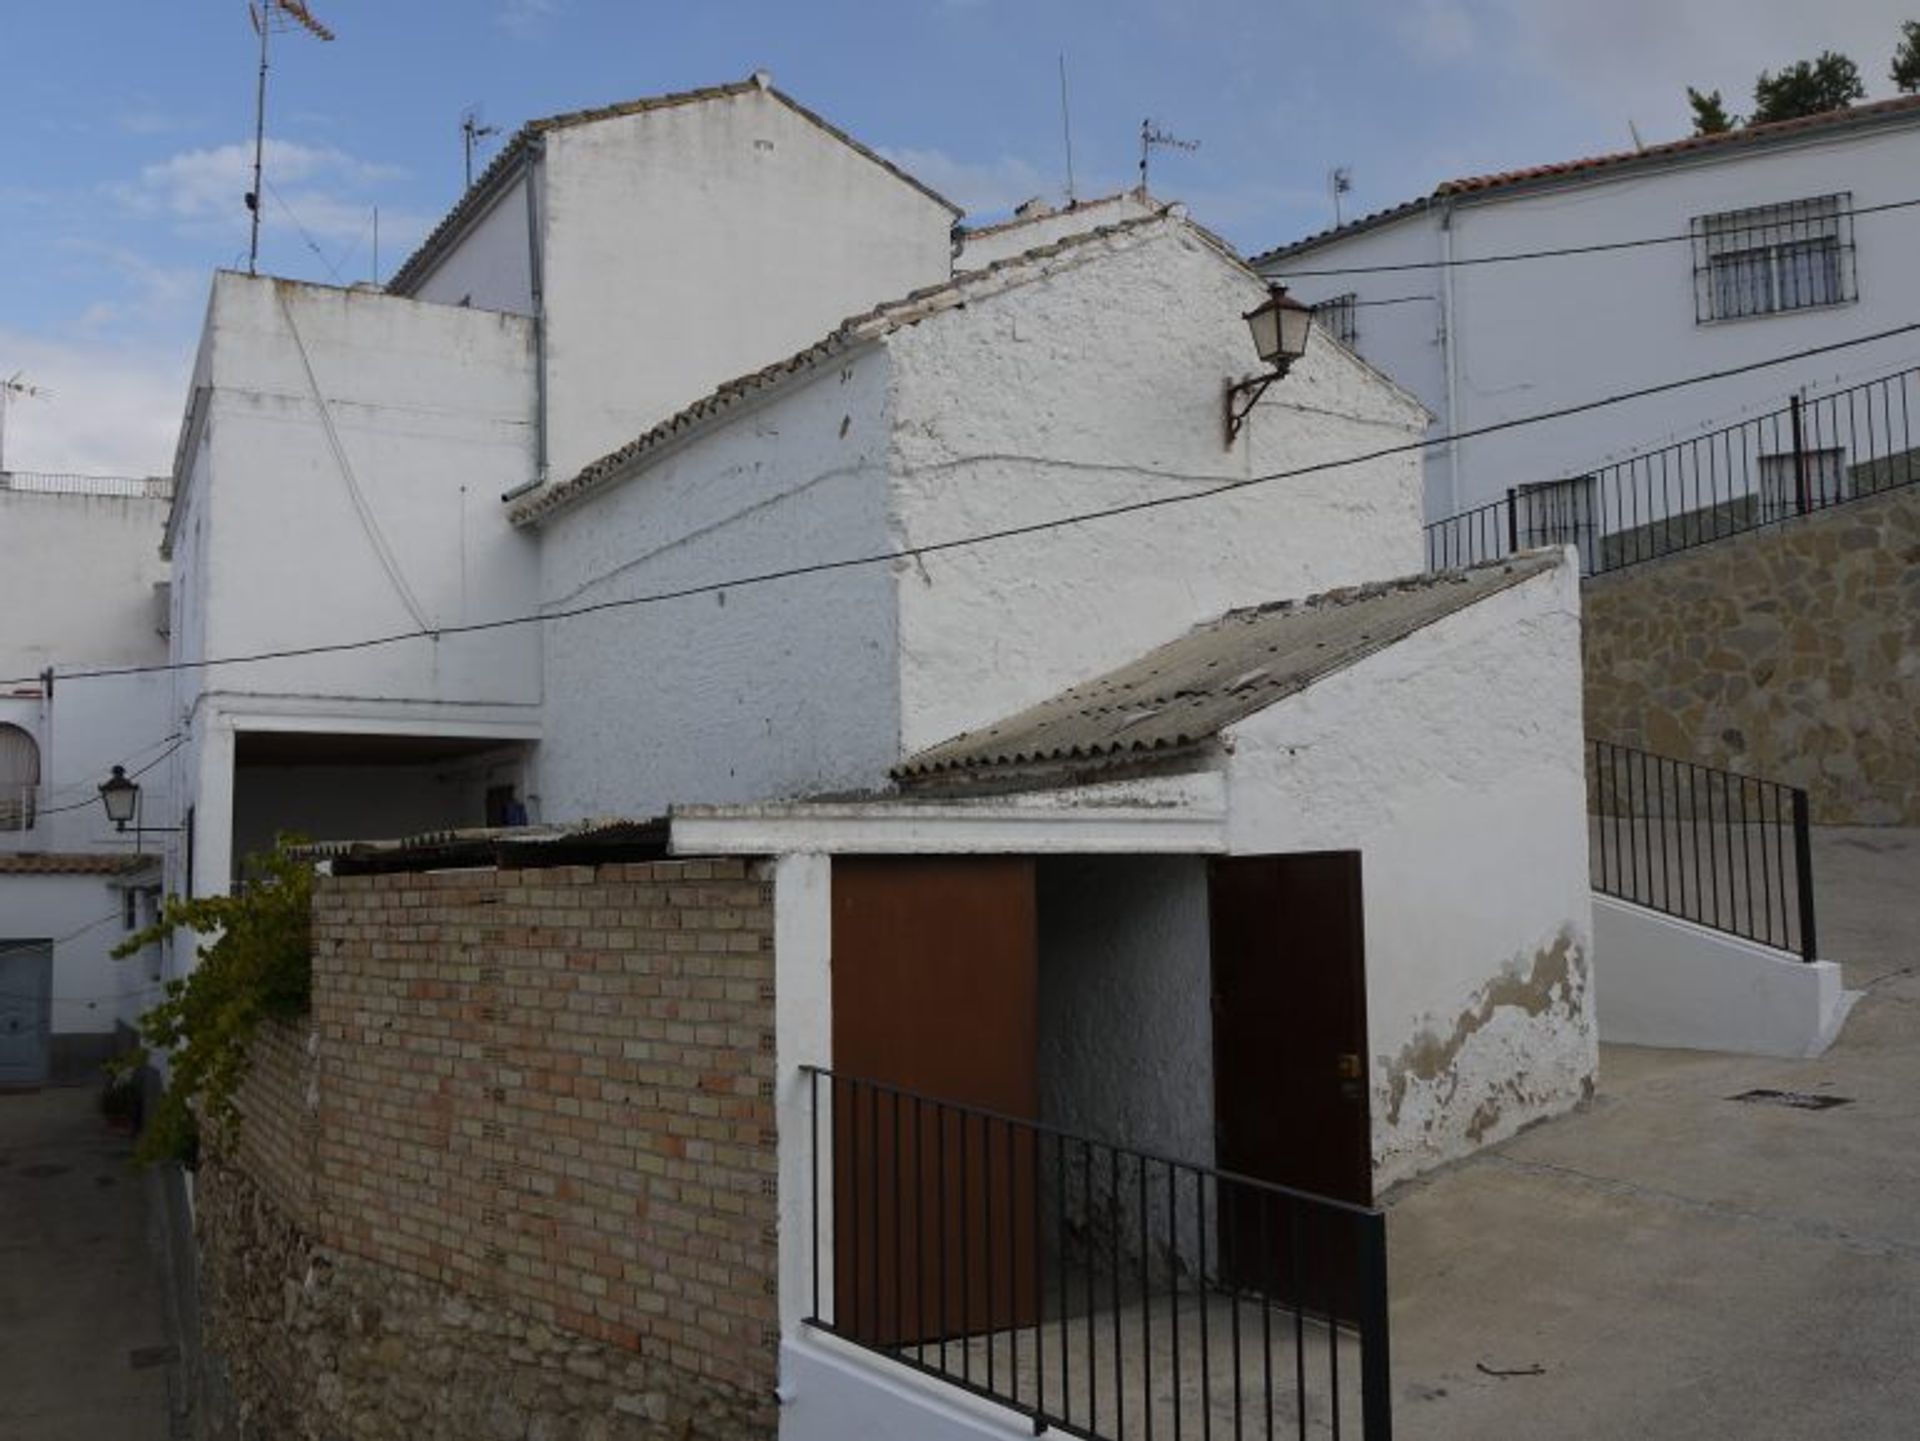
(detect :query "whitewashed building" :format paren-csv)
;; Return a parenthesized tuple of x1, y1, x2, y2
(497, 208, 1594, 1438)
(143, 75, 1606, 1441)
(162, 75, 968, 896)
(1255, 96, 1920, 525)
(0, 472, 174, 1085)
(513, 209, 1593, 1189)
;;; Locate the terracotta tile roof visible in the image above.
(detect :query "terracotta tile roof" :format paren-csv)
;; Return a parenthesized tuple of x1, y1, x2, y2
(387, 75, 960, 297)
(893, 553, 1564, 788)
(1436, 93, 1920, 197)
(1254, 95, 1920, 267)
(0, 852, 151, 877)
(509, 206, 1244, 526)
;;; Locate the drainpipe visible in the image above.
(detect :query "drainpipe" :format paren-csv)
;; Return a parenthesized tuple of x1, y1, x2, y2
(1439, 199, 1464, 518)
(524, 137, 550, 488)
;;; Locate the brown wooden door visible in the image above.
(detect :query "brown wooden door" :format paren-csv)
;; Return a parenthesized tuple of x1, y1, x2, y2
(1209, 852, 1370, 1314)
(831, 857, 1039, 1346)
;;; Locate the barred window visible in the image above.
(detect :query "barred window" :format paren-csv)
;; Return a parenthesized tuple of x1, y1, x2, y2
(1691, 194, 1855, 323)
(1317, 292, 1359, 348)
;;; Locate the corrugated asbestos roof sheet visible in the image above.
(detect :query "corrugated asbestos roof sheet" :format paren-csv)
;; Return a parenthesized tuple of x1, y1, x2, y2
(1252, 94, 1920, 267)
(0, 853, 150, 876)
(386, 75, 960, 297)
(509, 207, 1240, 526)
(894, 552, 1563, 786)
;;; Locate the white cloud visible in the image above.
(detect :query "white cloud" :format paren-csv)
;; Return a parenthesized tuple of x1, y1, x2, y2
(114, 139, 406, 238)
(0, 329, 187, 477)
(877, 146, 1057, 221)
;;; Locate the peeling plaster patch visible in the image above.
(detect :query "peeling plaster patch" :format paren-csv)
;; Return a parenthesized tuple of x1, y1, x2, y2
(1381, 928, 1588, 1137)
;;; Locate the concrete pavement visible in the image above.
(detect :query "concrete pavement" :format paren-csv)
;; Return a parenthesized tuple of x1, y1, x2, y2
(1385, 828, 1920, 1439)
(0, 1083, 179, 1441)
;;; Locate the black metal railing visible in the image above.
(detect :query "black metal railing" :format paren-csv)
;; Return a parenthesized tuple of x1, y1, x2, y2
(804, 1066, 1392, 1441)
(1589, 739, 1817, 961)
(1425, 364, 1920, 576)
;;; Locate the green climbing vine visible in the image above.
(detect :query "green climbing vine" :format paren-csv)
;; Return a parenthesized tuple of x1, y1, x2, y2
(112, 840, 314, 1167)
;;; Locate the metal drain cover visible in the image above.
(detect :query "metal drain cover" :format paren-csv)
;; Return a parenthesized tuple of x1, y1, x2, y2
(1730, 1088, 1853, 1110)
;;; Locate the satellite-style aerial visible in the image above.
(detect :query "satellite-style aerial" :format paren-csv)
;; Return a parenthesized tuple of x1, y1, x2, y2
(1139, 119, 1199, 196)
(246, 0, 336, 276)
(462, 106, 501, 190)
(0, 373, 52, 475)
(1329, 166, 1353, 227)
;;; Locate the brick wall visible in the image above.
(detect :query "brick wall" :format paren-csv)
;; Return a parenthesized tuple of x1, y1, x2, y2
(206, 856, 781, 1440)
(1584, 484, 1920, 824)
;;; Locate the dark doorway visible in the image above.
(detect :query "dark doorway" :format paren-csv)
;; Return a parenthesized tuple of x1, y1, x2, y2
(1208, 852, 1370, 1311)
(830, 857, 1041, 1346)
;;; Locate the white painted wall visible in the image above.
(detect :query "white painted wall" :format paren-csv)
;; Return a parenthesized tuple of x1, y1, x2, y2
(1221, 557, 1595, 1189)
(0, 672, 173, 858)
(536, 86, 955, 480)
(954, 193, 1160, 270)
(185, 272, 542, 707)
(405, 170, 537, 315)
(1263, 119, 1920, 520)
(532, 350, 901, 821)
(3, 874, 144, 1039)
(1592, 895, 1855, 1058)
(0, 488, 169, 671)
(888, 221, 1429, 752)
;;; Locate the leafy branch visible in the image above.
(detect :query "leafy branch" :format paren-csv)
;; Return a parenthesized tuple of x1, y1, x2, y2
(112, 841, 314, 1167)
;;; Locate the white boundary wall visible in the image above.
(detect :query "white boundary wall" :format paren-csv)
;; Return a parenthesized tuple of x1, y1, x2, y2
(1593, 895, 1856, 1058)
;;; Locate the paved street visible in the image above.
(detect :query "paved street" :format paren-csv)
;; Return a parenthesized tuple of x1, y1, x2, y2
(0, 1084, 178, 1441)
(1387, 828, 1920, 1439)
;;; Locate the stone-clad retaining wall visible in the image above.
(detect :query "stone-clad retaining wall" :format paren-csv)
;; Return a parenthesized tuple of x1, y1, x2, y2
(197, 857, 780, 1440)
(1583, 484, 1920, 824)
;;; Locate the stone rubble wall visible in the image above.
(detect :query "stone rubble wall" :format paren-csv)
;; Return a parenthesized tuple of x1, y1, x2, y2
(198, 857, 781, 1440)
(1583, 484, 1920, 824)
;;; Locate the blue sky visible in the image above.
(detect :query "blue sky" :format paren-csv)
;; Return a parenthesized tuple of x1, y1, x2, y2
(2, 0, 1914, 473)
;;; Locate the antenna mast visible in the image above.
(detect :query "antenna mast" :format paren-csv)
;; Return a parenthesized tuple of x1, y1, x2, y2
(462, 107, 501, 190)
(1058, 56, 1076, 204)
(1139, 118, 1198, 197)
(1329, 166, 1352, 227)
(247, 0, 335, 277)
(0, 373, 52, 475)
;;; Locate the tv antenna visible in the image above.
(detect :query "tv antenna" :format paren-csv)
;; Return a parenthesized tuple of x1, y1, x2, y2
(1329, 166, 1353, 226)
(1058, 56, 1077, 204)
(462, 106, 501, 189)
(1139, 119, 1198, 196)
(0, 372, 52, 474)
(246, 0, 335, 277)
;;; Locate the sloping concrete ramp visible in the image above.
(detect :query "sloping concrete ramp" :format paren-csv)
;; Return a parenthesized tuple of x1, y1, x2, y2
(1593, 895, 1857, 1057)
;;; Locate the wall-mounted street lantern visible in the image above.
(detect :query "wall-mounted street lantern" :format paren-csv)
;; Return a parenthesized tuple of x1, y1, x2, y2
(1224, 285, 1314, 447)
(98, 764, 182, 852)
(98, 765, 140, 830)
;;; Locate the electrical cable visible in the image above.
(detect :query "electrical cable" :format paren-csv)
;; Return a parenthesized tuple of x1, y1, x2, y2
(25, 736, 186, 818)
(1261, 193, 1920, 278)
(7, 322, 1919, 692)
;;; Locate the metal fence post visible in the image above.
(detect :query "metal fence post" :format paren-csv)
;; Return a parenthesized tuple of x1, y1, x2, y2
(1358, 1211, 1393, 1441)
(1505, 487, 1519, 554)
(1789, 393, 1809, 516)
(1793, 789, 1819, 963)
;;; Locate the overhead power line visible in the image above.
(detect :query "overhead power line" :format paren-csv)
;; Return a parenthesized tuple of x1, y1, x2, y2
(8, 321, 1918, 692)
(1264, 193, 1920, 278)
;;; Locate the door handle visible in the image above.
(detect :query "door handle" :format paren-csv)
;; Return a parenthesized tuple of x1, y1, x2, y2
(1335, 1052, 1362, 1080)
